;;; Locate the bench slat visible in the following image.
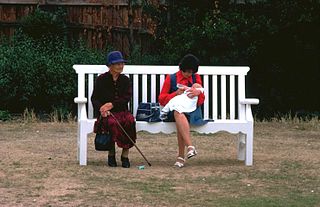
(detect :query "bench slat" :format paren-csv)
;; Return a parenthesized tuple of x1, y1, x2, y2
(212, 75, 218, 120)
(151, 74, 156, 102)
(77, 73, 85, 99)
(88, 74, 94, 119)
(160, 75, 165, 91)
(230, 75, 235, 120)
(238, 75, 246, 120)
(221, 75, 227, 120)
(142, 74, 148, 102)
(133, 74, 139, 115)
(203, 75, 209, 119)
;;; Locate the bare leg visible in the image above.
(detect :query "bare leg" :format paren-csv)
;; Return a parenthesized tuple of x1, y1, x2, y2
(174, 130, 186, 168)
(174, 111, 197, 160)
(174, 111, 192, 147)
(177, 131, 185, 158)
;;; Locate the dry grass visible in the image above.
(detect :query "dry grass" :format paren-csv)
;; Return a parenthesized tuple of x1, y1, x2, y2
(0, 120, 319, 207)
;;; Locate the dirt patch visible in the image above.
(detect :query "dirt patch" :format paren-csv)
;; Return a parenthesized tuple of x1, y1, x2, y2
(0, 121, 319, 206)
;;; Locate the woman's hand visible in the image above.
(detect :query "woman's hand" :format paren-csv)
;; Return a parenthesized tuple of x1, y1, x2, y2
(175, 87, 186, 95)
(186, 88, 201, 98)
(100, 102, 113, 117)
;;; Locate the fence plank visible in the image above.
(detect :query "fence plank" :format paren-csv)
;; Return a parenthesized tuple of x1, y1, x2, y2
(0, 1, 153, 55)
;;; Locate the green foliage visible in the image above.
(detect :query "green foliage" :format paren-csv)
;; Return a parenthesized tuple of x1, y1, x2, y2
(140, 0, 320, 118)
(20, 8, 67, 40)
(0, 110, 11, 121)
(128, 45, 165, 65)
(0, 5, 106, 115)
(0, 34, 104, 114)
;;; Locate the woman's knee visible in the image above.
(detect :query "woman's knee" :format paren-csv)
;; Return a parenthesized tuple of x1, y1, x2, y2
(175, 112, 190, 126)
(174, 111, 185, 120)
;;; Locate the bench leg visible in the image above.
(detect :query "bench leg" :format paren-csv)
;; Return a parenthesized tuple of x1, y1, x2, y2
(245, 129, 253, 166)
(79, 121, 88, 166)
(77, 122, 80, 161)
(237, 133, 246, 161)
(238, 131, 253, 166)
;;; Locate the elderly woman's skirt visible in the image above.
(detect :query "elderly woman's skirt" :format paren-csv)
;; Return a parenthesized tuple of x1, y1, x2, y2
(96, 111, 136, 149)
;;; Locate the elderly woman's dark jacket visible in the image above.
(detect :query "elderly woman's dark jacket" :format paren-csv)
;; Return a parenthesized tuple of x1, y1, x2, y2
(91, 72, 132, 116)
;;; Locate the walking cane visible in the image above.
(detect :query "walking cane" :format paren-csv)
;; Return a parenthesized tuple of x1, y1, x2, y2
(109, 112, 152, 167)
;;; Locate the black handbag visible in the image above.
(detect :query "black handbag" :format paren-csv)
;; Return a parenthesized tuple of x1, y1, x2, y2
(136, 102, 161, 122)
(94, 116, 113, 151)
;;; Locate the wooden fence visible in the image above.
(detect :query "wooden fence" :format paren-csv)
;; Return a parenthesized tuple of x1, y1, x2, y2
(0, 0, 160, 56)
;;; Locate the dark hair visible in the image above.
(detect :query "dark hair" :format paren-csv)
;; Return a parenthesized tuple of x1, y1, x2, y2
(179, 54, 199, 73)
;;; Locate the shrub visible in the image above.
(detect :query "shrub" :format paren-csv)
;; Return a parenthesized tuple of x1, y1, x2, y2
(0, 33, 104, 114)
(20, 7, 67, 40)
(142, 0, 320, 118)
(0, 110, 11, 121)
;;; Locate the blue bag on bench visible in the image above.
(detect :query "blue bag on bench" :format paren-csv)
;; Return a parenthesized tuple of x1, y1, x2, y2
(136, 102, 161, 122)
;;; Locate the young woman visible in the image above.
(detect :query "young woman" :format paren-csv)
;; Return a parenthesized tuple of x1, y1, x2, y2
(159, 54, 206, 168)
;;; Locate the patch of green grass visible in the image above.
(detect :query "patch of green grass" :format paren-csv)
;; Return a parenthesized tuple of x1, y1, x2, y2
(0, 178, 11, 188)
(34, 185, 45, 191)
(280, 160, 303, 170)
(218, 194, 320, 207)
(252, 170, 294, 181)
(58, 194, 77, 202)
(31, 171, 49, 179)
(128, 178, 175, 194)
(12, 161, 22, 167)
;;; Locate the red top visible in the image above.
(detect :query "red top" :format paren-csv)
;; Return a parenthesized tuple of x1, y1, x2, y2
(158, 70, 205, 106)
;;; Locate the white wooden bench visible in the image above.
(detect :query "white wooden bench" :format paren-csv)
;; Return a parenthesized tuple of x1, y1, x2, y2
(74, 65, 259, 166)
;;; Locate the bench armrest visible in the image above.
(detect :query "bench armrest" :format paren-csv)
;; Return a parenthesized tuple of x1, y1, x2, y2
(240, 98, 259, 105)
(74, 97, 88, 104)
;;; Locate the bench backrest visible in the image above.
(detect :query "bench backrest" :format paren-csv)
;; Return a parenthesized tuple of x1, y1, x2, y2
(73, 65, 250, 121)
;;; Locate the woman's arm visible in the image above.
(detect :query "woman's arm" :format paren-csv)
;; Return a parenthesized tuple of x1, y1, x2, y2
(195, 74, 205, 106)
(159, 75, 180, 106)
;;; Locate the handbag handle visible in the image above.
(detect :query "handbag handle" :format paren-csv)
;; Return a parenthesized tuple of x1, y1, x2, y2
(97, 115, 109, 134)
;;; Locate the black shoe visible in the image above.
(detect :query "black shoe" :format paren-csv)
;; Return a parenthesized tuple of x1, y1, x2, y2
(121, 156, 130, 168)
(107, 155, 117, 167)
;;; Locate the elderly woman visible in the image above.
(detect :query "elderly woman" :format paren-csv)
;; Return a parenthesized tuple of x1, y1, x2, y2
(159, 54, 206, 168)
(91, 51, 136, 168)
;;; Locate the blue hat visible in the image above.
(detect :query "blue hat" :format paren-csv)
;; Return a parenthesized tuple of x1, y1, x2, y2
(106, 51, 127, 66)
